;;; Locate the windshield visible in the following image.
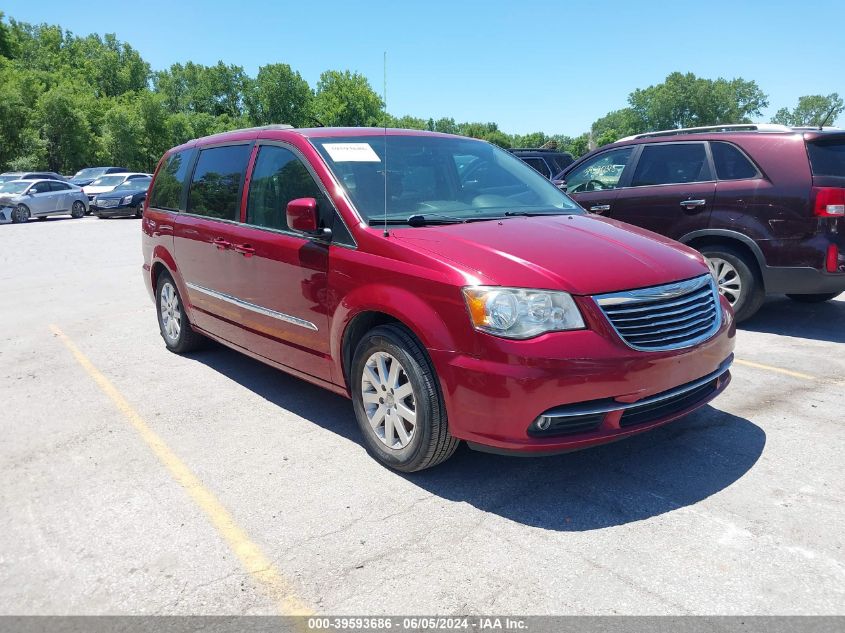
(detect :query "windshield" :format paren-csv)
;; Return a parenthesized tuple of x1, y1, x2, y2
(90, 175, 127, 187)
(74, 167, 108, 179)
(312, 135, 582, 223)
(0, 181, 30, 194)
(114, 178, 150, 191)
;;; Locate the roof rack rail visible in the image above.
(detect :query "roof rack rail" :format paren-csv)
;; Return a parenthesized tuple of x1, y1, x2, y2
(618, 123, 792, 142)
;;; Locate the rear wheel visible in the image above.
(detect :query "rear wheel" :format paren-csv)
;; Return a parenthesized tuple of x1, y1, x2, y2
(70, 200, 85, 219)
(351, 323, 458, 472)
(700, 245, 765, 322)
(786, 292, 840, 303)
(155, 272, 205, 353)
(11, 204, 30, 223)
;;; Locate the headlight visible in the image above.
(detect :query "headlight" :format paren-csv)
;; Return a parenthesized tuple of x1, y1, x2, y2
(121, 195, 133, 205)
(462, 286, 585, 339)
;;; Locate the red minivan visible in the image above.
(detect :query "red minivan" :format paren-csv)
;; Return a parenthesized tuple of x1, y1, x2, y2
(142, 125, 735, 471)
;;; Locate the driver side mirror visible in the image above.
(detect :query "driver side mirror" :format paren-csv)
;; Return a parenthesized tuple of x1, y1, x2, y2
(286, 198, 331, 239)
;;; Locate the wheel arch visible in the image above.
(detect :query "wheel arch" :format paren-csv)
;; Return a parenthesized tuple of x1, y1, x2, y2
(680, 229, 766, 288)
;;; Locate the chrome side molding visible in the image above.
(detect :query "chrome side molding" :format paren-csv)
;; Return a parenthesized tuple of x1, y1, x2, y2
(186, 282, 319, 331)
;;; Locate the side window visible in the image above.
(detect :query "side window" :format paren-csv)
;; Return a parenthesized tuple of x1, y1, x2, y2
(187, 145, 251, 221)
(711, 142, 758, 180)
(49, 181, 70, 191)
(565, 147, 634, 193)
(522, 157, 552, 179)
(246, 145, 326, 231)
(631, 143, 711, 187)
(150, 149, 195, 211)
(30, 182, 51, 194)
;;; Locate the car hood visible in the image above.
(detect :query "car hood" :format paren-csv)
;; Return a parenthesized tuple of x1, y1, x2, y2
(0, 194, 22, 206)
(83, 185, 116, 194)
(391, 214, 708, 295)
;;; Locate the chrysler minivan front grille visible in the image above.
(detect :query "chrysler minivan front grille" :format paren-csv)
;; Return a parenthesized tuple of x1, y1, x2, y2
(594, 275, 721, 351)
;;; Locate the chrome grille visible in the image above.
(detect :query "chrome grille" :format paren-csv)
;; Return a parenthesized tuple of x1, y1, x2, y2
(97, 198, 118, 208)
(594, 275, 721, 351)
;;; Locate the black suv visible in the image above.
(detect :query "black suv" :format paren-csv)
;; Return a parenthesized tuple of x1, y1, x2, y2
(556, 124, 845, 321)
(509, 148, 574, 180)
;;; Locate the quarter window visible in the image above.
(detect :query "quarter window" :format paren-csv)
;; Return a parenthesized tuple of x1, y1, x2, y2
(246, 145, 325, 231)
(631, 143, 711, 187)
(565, 147, 634, 193)
(187, 145, 251, 221)
(150, 149, 195, 211)
(711, 142, 758, 180)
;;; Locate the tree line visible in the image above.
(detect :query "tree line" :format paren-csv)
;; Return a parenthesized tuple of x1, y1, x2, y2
(0, 12, 842, 175)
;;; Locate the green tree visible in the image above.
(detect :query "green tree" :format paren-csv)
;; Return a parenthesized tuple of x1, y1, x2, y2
(312, 70, 384, 127)
(629, 72, 768, 130)
(591, 108, 644, 147)
(771, 93, 844, 127)
(35, 83, 96, 172)
(100, 99, 146, 170)
(244, 63, 312, 127)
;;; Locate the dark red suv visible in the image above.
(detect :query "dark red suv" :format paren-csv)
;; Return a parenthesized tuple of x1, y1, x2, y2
(557, 124, 845, 321)
(142, 126, 734, 471)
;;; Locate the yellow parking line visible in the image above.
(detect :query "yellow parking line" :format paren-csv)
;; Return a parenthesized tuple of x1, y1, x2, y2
(734, 358, 816, 381)
(49, 324, 312, 616)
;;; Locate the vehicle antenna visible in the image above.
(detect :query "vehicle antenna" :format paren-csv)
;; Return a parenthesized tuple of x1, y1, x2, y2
(383, 51, 389, 238)
(819, 105, 837, 130)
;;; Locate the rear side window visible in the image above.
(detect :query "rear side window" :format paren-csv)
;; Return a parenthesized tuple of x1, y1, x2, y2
(807, 139, 845, 177)
(187, 145, 251, 221)
(246, 145, 326, 231)
(631, 143, 711, 187)
(49, 181, 71, 191)
(711, 142, 758, 180)
(522, 158, 552, 178)
(150, 149, 195, 211)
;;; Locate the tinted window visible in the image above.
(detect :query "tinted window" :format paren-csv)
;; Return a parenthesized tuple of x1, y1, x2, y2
(49, 181, 71, 191)
(247, 145, 326, 231)
(550, 154, 574, 173)
(522, 158, 552, 178)
(187, 145, 250, 220)
(565, 147, 634, 193)
(807, 139, 845, 177)
(631, 143, 711, 187)
(30, 182, 52, 194)
(150, 149, 194, 211)
(711, 142, 757, 180)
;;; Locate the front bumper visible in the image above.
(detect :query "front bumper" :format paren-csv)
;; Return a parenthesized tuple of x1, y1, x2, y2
(95, 203, 137, 217)
(431, 297, 736, 453)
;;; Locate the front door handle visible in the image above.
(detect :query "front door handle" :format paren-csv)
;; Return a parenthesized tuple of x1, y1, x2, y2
(680, 199, 707, 210)
(212, 237, 231, 250)
(233, 243, 255, 257)
(590, 204, 611, 213)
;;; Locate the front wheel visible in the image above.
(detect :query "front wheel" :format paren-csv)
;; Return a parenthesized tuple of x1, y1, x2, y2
(700, 245, 765, 322)
(351, 324, 458, 472)
(11, 204, 30, 223)
(134, 202, 144, 218)
(786, 292, 840, 303)
(155, 272, 205, 353)
(70, 200, 86, 219)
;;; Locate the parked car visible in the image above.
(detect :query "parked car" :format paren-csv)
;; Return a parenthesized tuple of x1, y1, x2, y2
(0, 179, 88, 223)
(94, 176, 151, 218)
(555, 124, 845, 321)
(70, 166, 129, 188)
(142, 126, 735, 471)
(509, 148, 574, 179)
(0, 171, 66, 184)
(83, 173, 150, 212)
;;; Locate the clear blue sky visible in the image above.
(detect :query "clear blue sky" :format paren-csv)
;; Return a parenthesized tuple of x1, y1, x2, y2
(4, 0, 844, 135)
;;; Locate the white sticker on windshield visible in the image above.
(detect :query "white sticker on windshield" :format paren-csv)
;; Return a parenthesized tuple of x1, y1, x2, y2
(322, 142, 381, 162)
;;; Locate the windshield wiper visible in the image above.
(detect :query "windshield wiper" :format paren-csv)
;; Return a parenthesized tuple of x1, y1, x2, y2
(368, 213, 468, 227)
(503, 210, 573, 217)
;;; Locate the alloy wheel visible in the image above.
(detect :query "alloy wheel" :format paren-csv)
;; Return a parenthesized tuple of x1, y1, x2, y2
(360, 351, 417, 450)
(707, 256, 742, 306)
(159, 282, 182, 342)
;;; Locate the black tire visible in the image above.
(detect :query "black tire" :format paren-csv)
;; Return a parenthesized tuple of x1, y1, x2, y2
(135, 203, 144, 218)
(351, 323, 458, 472)
(11, 204, 30, 223)
(700, 245, 765, 322)
(786, 292, 840, 303)
(70, 200, 85, 219)
(155, 272, 205, 353)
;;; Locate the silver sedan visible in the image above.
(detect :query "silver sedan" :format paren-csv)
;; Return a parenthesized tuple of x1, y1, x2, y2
(0, 179, 89, 224)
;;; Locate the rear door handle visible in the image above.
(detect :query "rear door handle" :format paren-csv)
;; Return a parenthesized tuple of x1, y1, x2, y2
(590, 204, 611, 213)
(680, 199, 707, 209)
(212, 237, 231, 250)
(233, 243, 255, 257)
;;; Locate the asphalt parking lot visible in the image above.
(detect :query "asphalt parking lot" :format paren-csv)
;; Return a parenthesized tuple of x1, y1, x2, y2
(1, 216, 843, 616)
